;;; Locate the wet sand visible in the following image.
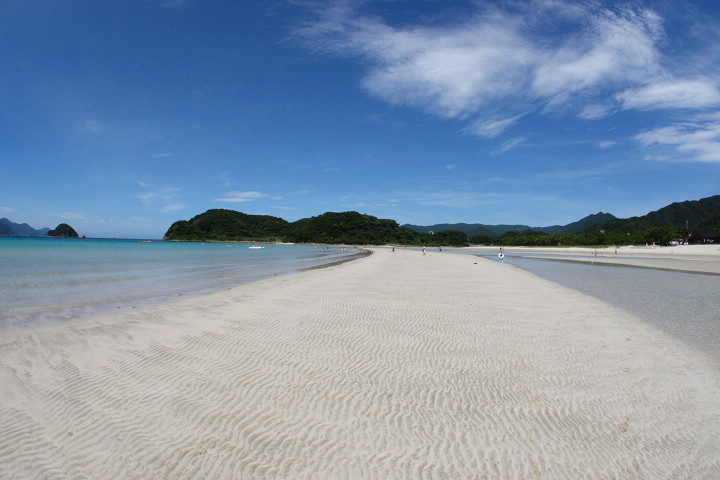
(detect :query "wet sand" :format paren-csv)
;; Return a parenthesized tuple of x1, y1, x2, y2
(1, 248, 719, 478)
(466, 244, 720, 274)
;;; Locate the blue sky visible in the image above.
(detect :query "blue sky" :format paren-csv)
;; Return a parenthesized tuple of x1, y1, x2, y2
(2, 0, 719, 238)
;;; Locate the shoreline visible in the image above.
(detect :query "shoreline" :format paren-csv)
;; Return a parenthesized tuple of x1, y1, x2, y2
(0, 242, 367, 335)
(460, 244, 720, 274)
(1, 248, 718, 477)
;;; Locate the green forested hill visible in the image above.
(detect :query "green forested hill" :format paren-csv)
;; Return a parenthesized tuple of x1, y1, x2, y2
(467, 195, 720, 246)
(164, 210, 468, 246)
(47, 223, 79, 238)
(556, 212, 616, 234)
(165, 195, 719, 247)
(164, 209, 290, 241)
(695, 216, 720, 231)
(286, 211, 420, 245)
(590, 195, 720, 233)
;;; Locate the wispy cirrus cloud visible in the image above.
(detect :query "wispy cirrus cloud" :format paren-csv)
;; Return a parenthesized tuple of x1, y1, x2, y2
(635, 115, 720, 163)
(579, 104, 615, 120)
(137, 185, 186, 212)
(465, 114, 525, 139)
(298, 2, 667, 121)
(214, 191, 269, 203)
(296, 1, 720, 163)
(494, 137, 526, 154)
(617, 79, 720, 110)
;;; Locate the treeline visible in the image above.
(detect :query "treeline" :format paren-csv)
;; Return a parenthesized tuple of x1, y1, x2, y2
(594, 195, 720, 233)
(164, 205, 718, 247)
(164, 209, 470, 246)
(469, 226, 685, 247)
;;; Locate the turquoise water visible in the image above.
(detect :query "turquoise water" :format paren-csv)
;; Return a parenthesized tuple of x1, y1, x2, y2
(473, 252, 720, 361)
(0, 237, 361, 330)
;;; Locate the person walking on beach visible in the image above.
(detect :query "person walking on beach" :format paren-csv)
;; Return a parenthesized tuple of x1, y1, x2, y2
(422, 246, 426, 256)
(498, 248, 504, 263)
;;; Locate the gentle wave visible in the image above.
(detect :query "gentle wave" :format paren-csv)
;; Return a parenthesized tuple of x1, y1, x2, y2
(0, 238, 362, 329)
(0, 276, 148, 289)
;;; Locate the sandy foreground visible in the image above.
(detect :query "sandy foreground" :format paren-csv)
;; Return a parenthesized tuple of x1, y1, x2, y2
(1, 248, 719, 479)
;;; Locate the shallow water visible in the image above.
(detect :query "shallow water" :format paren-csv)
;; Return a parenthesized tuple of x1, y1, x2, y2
(475, 252, 720, 361)
(0, 237, 359, 330)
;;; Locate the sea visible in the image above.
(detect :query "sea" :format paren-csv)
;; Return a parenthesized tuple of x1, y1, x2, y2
(470, 250, 720, 362)
(0, 237, 362, 331)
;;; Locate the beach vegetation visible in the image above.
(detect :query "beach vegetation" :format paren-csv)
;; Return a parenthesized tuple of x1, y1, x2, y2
(166, 195, 719, 247)
(164, 209, 290, 242)
(164, 210, 469, 246)
(468, 226, 686, 247)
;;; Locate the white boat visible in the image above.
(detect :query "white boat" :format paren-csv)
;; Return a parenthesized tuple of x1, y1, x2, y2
(248, 245, 264, 249)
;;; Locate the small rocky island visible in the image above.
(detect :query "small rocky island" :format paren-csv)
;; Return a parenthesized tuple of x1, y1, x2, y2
(47, 223, 79, 238)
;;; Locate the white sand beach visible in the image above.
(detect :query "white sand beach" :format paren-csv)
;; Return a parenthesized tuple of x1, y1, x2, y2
(1, 248, 719, 478)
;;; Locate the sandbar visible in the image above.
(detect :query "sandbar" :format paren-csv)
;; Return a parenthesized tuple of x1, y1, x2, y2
(1, 248, 719, 478)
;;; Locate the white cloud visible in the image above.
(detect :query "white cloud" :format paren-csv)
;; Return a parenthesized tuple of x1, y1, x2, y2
(137, 186, 184, 211)
(533, 6, 664, 102)
(635, 117, 720, 163)
(494, 137, 526, 154)
(465, 114, 525, 138)
(161, 203, 186, 213)
(291, 0, 720, 175)
(579, 104, 615, 120)
(298, 1, 677, 134)
(301, 4, 537, 120)
(535, 164, 619, 181)
(360, 17, 536, 120)
(597, 141, 618, 149)
(617, 79, 720, 110)
(214, 191, 268, 203)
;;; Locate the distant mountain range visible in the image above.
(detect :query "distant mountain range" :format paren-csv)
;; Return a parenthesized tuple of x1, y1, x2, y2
(403, 194, 720, 236)
(403, 212, 617, 236)
(5, 194, 718, 241)
(0, 218, 50, 237)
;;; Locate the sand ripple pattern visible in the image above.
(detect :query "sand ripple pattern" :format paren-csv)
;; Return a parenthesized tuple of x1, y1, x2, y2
(1, 248, 720, 478)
